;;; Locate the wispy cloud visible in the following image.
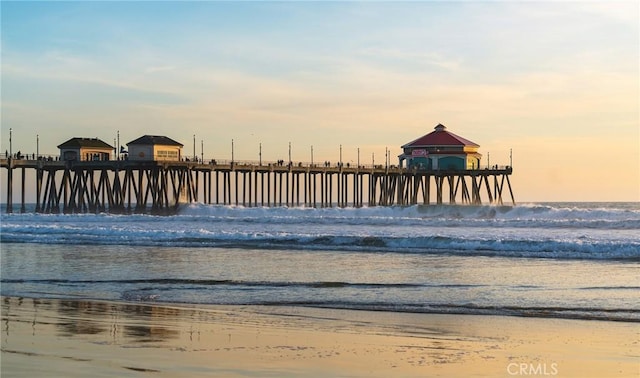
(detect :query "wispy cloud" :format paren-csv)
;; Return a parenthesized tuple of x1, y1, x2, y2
(144, 65, 175, 74)
(357, 47, 463, 72)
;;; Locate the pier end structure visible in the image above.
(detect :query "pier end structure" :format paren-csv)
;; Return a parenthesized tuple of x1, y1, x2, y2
(399, 123, 483, 170)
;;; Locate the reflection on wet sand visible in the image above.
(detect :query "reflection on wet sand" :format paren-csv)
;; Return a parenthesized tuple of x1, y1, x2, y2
(2, 296, 638, 378)
(3, 297, 182, 342)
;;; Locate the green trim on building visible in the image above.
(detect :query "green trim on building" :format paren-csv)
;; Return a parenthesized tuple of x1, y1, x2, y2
(438, 156, 465, 170)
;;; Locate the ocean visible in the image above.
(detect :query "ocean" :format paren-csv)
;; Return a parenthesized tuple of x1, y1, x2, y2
(1, 202, 638, 322)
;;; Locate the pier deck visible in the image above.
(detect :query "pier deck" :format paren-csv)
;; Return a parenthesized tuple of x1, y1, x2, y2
(1, 158, 515, 213)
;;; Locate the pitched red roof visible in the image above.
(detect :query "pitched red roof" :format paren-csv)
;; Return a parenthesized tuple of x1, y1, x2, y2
(402, 124, 479, 148)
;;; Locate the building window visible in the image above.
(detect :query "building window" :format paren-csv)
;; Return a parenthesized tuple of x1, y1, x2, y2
(157, 150, 178, 159)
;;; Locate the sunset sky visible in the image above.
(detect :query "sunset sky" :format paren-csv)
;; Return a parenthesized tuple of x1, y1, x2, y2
(1, 1, 638, 202)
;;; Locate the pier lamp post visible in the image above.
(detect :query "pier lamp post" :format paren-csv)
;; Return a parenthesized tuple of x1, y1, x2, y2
(9, 128, 12, 158)
(487, 152, 490, 169)
(310, 145, 314, 166)
(510, 148, 513, 167)
(372, 152, 374, 167)
(357, 147, 360, 167)
(201, 140, 204, 163)
(231, 139, 234, 163)
(117, 130, 120, 160)
(193, 134, 196, 162)
(340, 144, 342, 166)
(289, 142, 291, 165)
(259, 142, 262, 166)
(37, 134, 39, 159)
(385, 147, 388, 168)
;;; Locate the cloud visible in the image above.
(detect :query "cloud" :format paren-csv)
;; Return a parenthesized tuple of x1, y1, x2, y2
(144, 65, 175, 74)
(357, 47, 463, 72)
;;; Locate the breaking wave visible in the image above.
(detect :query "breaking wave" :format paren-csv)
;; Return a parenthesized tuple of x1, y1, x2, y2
(1, 203, 638, 260)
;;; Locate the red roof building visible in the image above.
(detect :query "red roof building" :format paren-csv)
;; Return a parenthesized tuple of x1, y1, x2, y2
(399, 124, 482, 170)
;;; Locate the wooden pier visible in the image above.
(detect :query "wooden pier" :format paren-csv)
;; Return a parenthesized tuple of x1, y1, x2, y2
(1, 158, 515, 214)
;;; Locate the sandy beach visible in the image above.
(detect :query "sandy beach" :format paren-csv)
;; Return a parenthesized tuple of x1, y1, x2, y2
(1, 296, 637, 377)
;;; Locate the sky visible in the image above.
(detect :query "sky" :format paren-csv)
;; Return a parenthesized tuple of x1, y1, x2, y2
(1, 1, 638, 202)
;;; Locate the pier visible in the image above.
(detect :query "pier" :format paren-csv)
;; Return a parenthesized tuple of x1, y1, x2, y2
(1, 158, 515, 214)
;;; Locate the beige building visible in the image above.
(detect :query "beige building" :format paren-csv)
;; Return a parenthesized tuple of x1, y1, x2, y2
(127, 135, 183, 161)
(58, 137, 113, 161)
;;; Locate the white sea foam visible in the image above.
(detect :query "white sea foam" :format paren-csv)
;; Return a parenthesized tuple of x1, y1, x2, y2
(178, 201, 640, 222)
(1, 203, 638, 260)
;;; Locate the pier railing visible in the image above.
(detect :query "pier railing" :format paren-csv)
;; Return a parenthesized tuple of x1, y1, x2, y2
(1, 157, 512, 172)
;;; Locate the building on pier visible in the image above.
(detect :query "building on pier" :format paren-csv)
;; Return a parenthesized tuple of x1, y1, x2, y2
(57, 137, 113, 161)
(399, 124, 482, 170)
(127, 135, 183, 161)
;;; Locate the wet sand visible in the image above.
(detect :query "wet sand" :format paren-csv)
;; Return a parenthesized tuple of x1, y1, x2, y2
(1, 296, 638, 377)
